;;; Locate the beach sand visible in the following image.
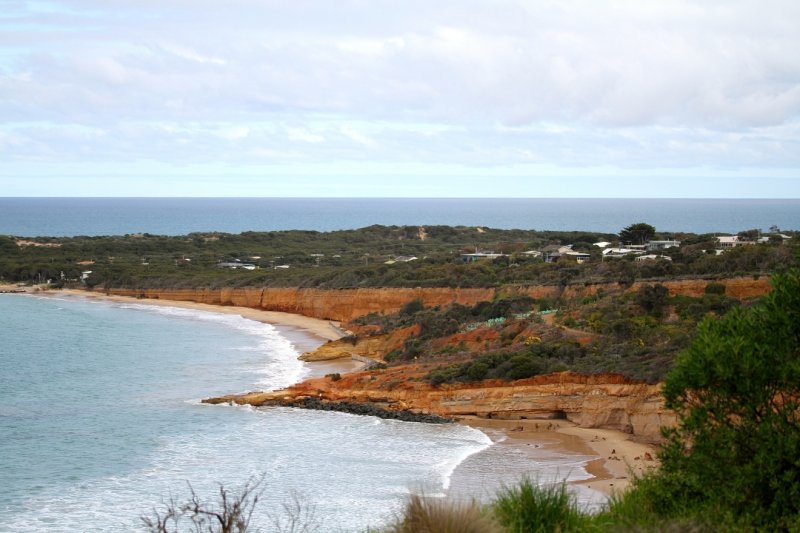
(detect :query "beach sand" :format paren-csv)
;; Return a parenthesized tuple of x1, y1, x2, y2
(456, 417, 659, 498)
(36, 288, 658, 502)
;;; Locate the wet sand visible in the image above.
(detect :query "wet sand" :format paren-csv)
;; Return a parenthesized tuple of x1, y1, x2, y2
(457, 417, 659, 497)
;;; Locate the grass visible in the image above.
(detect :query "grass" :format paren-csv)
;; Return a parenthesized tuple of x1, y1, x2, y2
(491, 478, 587, 533)
(384, 493, 501, 533)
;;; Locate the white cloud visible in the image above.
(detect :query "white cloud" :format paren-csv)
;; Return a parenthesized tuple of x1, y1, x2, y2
(287, 127, 324, 143)
(340, 125, 377, 147)
(0, 0, 798, 191)
(218, 126, 250, 141)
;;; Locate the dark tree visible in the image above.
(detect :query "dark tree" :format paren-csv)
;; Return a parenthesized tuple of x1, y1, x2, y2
(656, 269, 800, 528)
(619, 223, 656, 245)
(635, 284, 669, 316)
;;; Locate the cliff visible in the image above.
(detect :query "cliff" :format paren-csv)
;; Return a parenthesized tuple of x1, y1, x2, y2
(299, 325, 419, 361)
(100, 276, 769, 323)
(205, 370, 674, 442)
(99, 278, 768, 442)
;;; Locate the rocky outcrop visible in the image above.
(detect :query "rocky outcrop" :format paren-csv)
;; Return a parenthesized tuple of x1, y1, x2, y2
(300, 325, 419, 361)
(99, 277, 770, 323)
(205, 370, 674, 443)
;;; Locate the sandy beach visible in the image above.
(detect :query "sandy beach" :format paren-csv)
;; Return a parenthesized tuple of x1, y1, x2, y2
(15, 286, 659, 500)
(457, 417, 659, 496)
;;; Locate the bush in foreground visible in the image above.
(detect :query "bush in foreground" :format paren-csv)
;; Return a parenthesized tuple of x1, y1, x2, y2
(385, 493, 500, 533)
(492, 478, 586, 533)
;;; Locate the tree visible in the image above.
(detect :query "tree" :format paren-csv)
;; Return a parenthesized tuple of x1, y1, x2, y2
(656, 269, 800, 528)
(619, 223, 656, 245)
(142, 475, 319, 533)
(142, 476, 265, 533)
(635, 284, 669, 317)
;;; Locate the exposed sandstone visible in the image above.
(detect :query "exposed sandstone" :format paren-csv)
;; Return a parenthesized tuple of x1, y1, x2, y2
(99, 277, 770, 323)
(97, 278, 767, 443)
(299, 325, 419, 361)
(205, 370, 674, 442)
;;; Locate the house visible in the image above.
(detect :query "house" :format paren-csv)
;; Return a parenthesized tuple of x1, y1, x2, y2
(542, 245, 570, 263)
(386, 255, 418, 265)
(757, 234, 792, 244)
(461, 252, 507, 263)
(635, 254, 673, 262)
(564, 251, 591, 264)
(646, 240, 681, 251)
(217, 260, 257, 270)
(593, 241, 612, 248)
(716, 236, 755, 249)
(602, 247, 645, 259)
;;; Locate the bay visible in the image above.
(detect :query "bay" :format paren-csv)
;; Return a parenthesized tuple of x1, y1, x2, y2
(0, 294, 594, 532)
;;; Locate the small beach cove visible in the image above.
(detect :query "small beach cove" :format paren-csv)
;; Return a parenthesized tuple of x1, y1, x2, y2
(44, 288, 659, 507)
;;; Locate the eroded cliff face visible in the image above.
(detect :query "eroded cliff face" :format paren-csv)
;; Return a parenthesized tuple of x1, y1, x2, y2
(299, 325, 419, 361)
(100, 277, 770, 323)
(102, 278, 766, 442)
(206, 370, 673, 442)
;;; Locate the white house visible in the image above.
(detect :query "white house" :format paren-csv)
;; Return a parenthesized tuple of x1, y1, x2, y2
(646, 240, 681, 251)
(602, 247, 645, 259)
(636, 254, 673, 262)
(716, 236, 755, 249)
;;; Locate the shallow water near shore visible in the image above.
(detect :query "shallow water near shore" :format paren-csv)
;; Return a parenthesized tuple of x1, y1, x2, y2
(0, 294, 595, 531)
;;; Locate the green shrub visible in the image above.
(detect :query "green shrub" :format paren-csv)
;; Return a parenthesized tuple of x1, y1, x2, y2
(653, 269, 800, 530)
(399, 299, 424, 316)
(491, 478, 585, 533)
(703, 282, 726, 295)
(386, 494, 500, 533)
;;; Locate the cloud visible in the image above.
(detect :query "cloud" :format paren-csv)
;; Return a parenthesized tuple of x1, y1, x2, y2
(0, 0, 798, 190)
(287, 127, 324, 143)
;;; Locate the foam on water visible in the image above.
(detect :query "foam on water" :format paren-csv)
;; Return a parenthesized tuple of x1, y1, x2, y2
(0, 295, 510, 531)
(115, 302, 308, 390)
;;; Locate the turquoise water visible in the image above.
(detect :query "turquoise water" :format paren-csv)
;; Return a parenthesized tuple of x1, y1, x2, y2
(0, 294, 596, 531)
(1, 197, 797, 236)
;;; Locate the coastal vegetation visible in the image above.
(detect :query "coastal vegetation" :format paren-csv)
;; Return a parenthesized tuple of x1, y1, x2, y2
(0, 225, 795, 289)
(351, 282, 743, 383)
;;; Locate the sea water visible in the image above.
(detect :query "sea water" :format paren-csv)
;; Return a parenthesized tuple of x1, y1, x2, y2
(0, 294, 595, 532)
(0, 197, 797, 237)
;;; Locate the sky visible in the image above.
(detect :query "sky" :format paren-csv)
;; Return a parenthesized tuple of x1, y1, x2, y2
(0, 0, 799, 197)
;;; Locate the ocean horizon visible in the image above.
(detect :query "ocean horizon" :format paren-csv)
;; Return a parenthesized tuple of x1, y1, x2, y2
(0, 197, 798, 237)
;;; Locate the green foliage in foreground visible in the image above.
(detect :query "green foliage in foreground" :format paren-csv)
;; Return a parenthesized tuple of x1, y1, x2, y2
(652, 268, 800, 529)
(491, 478, 588, 533)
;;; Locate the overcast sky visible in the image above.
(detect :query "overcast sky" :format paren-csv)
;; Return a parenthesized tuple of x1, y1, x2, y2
(1, 0, 798, 197)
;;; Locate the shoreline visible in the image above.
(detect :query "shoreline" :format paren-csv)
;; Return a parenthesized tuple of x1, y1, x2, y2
(13, 286, 658, 499)
(56, 288, 348, 342)
(456, 417, 658, 496)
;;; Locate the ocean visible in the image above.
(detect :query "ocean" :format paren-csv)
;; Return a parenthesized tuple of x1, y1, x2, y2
(0, 197, 798, 237)
(0, 294, 597, 532)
